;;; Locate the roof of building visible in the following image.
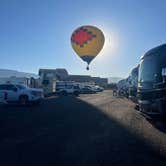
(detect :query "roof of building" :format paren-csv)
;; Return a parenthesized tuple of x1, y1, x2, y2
(39, 68, 68, 75)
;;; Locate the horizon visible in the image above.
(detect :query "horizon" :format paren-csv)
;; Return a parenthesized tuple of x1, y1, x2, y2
(0, 68, 124, 80)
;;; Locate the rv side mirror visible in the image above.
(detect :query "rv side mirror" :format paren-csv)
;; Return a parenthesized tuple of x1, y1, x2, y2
(162, 68, 166, 82)
(162, 68, 166, 76)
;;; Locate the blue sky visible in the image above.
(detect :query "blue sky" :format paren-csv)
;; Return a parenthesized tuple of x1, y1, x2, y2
(0, 0, 166, 78)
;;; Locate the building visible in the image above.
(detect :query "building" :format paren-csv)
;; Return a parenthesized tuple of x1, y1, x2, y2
(39, 69, 58, 94)
(90, 77, 108, 87)
(64, 75, 108, 87)
(64, 75, 91, 82)
(54, 69, 69, 80)
(39, 68, 108, 94)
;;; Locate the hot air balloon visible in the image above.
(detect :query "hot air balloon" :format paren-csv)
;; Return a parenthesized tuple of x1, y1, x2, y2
(71, 25, 105, 70)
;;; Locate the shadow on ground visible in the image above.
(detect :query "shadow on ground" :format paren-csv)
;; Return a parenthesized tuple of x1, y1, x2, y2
(0, 96, 165, 166)
(147, 118, 166, 134)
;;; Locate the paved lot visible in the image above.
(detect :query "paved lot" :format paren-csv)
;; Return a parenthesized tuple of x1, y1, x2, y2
(0, 90, 165, 166)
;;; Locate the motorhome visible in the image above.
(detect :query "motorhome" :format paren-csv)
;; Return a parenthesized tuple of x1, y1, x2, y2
(128, 66, 139, 102)
(117, 78, 130, 97)
(137, 44, 166, 118)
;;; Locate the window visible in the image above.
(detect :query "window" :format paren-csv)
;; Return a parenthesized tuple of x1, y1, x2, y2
(66, 85, 72, 89)
(42, 80, 49, 85)
(6, 84, 16, 91)
(16, 84, 26, 89)
(0, 84, 7, 90)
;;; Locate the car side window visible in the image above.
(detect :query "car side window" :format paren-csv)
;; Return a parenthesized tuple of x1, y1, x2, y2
(6, 85, 16, 91)
(0, 85, 7, 90)
(66, 85, 72, 89)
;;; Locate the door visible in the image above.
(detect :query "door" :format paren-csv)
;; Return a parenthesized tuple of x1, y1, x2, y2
(5, 84, 18, 102)
(66, 85, 73, 93)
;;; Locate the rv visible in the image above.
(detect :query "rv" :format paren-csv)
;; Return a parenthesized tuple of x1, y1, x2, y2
(137, 44, 166, 119)
(117, 78, 130, 97)
(128, 66, 139, 102)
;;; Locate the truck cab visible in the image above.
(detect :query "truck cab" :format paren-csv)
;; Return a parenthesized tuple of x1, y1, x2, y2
(0, 83, 43, 105)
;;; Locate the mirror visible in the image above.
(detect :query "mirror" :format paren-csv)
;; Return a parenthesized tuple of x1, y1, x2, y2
(162, 67, 166, 83)
(162, 67, 166, 76)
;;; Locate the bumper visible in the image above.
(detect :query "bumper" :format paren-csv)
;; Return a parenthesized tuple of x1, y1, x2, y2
(138, 97, 166, 116)
(29, 95, 44, 101)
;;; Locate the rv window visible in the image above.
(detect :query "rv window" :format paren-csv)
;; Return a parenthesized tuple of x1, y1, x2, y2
(42, 80, 49, 85)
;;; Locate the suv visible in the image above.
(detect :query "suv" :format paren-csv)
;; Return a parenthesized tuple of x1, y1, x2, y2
(56, 85, 80, 96)
(0, 84, 44, 105)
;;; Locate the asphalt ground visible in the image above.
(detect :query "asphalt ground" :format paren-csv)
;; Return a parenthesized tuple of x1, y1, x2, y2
(0, 90, 165, 166)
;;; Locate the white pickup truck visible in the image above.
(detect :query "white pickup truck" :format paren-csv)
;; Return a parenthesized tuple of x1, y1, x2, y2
(0, 83, 44, 105)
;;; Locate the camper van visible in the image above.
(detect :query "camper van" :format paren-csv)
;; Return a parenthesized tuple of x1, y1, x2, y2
(137, 44, 166, 118)
(117, 78, 130, 97)
(128, 66, 139, 102)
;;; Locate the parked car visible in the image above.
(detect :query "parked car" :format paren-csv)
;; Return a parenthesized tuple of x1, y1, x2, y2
(0, 83, 44, 105)
(80, 87, 96, 94)
(56, 84, 80, 96)
(94, 85, 104, 92)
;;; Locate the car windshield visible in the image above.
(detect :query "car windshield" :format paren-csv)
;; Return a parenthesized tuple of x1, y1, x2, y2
(0, 84, 7, 90)
(16, 84, 27, 89)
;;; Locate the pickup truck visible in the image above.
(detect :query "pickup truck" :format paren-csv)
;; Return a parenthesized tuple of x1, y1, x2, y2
(0, 83, 44, 105)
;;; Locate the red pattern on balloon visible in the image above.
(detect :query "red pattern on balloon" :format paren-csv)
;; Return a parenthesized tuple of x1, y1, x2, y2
(71, 28, 95, 47)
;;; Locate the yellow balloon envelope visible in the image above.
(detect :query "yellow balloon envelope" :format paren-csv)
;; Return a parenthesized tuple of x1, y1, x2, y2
(71, 25, 105, 70)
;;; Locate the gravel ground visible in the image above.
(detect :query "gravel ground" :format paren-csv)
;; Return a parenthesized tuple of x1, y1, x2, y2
(0, 90, 165, 166)
(80, 90, 166, 158)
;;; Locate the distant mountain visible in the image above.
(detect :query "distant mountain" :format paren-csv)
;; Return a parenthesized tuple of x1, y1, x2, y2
(0, 69, 38, 78)
(108, 77, 123, 84)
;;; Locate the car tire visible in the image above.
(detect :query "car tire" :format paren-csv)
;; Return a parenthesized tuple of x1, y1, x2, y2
(61, 91, 67, 96)
(36, 100, 41, 105)
(32, 100, 41, 106)
(73, 91, 79, 96)
(19, 95, 29, 106)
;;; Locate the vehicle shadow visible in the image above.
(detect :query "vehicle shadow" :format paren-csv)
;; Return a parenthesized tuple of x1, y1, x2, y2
(147, 118, 166, 134)
(136, 109, 166, 134)
(0, 96, 165, 166)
